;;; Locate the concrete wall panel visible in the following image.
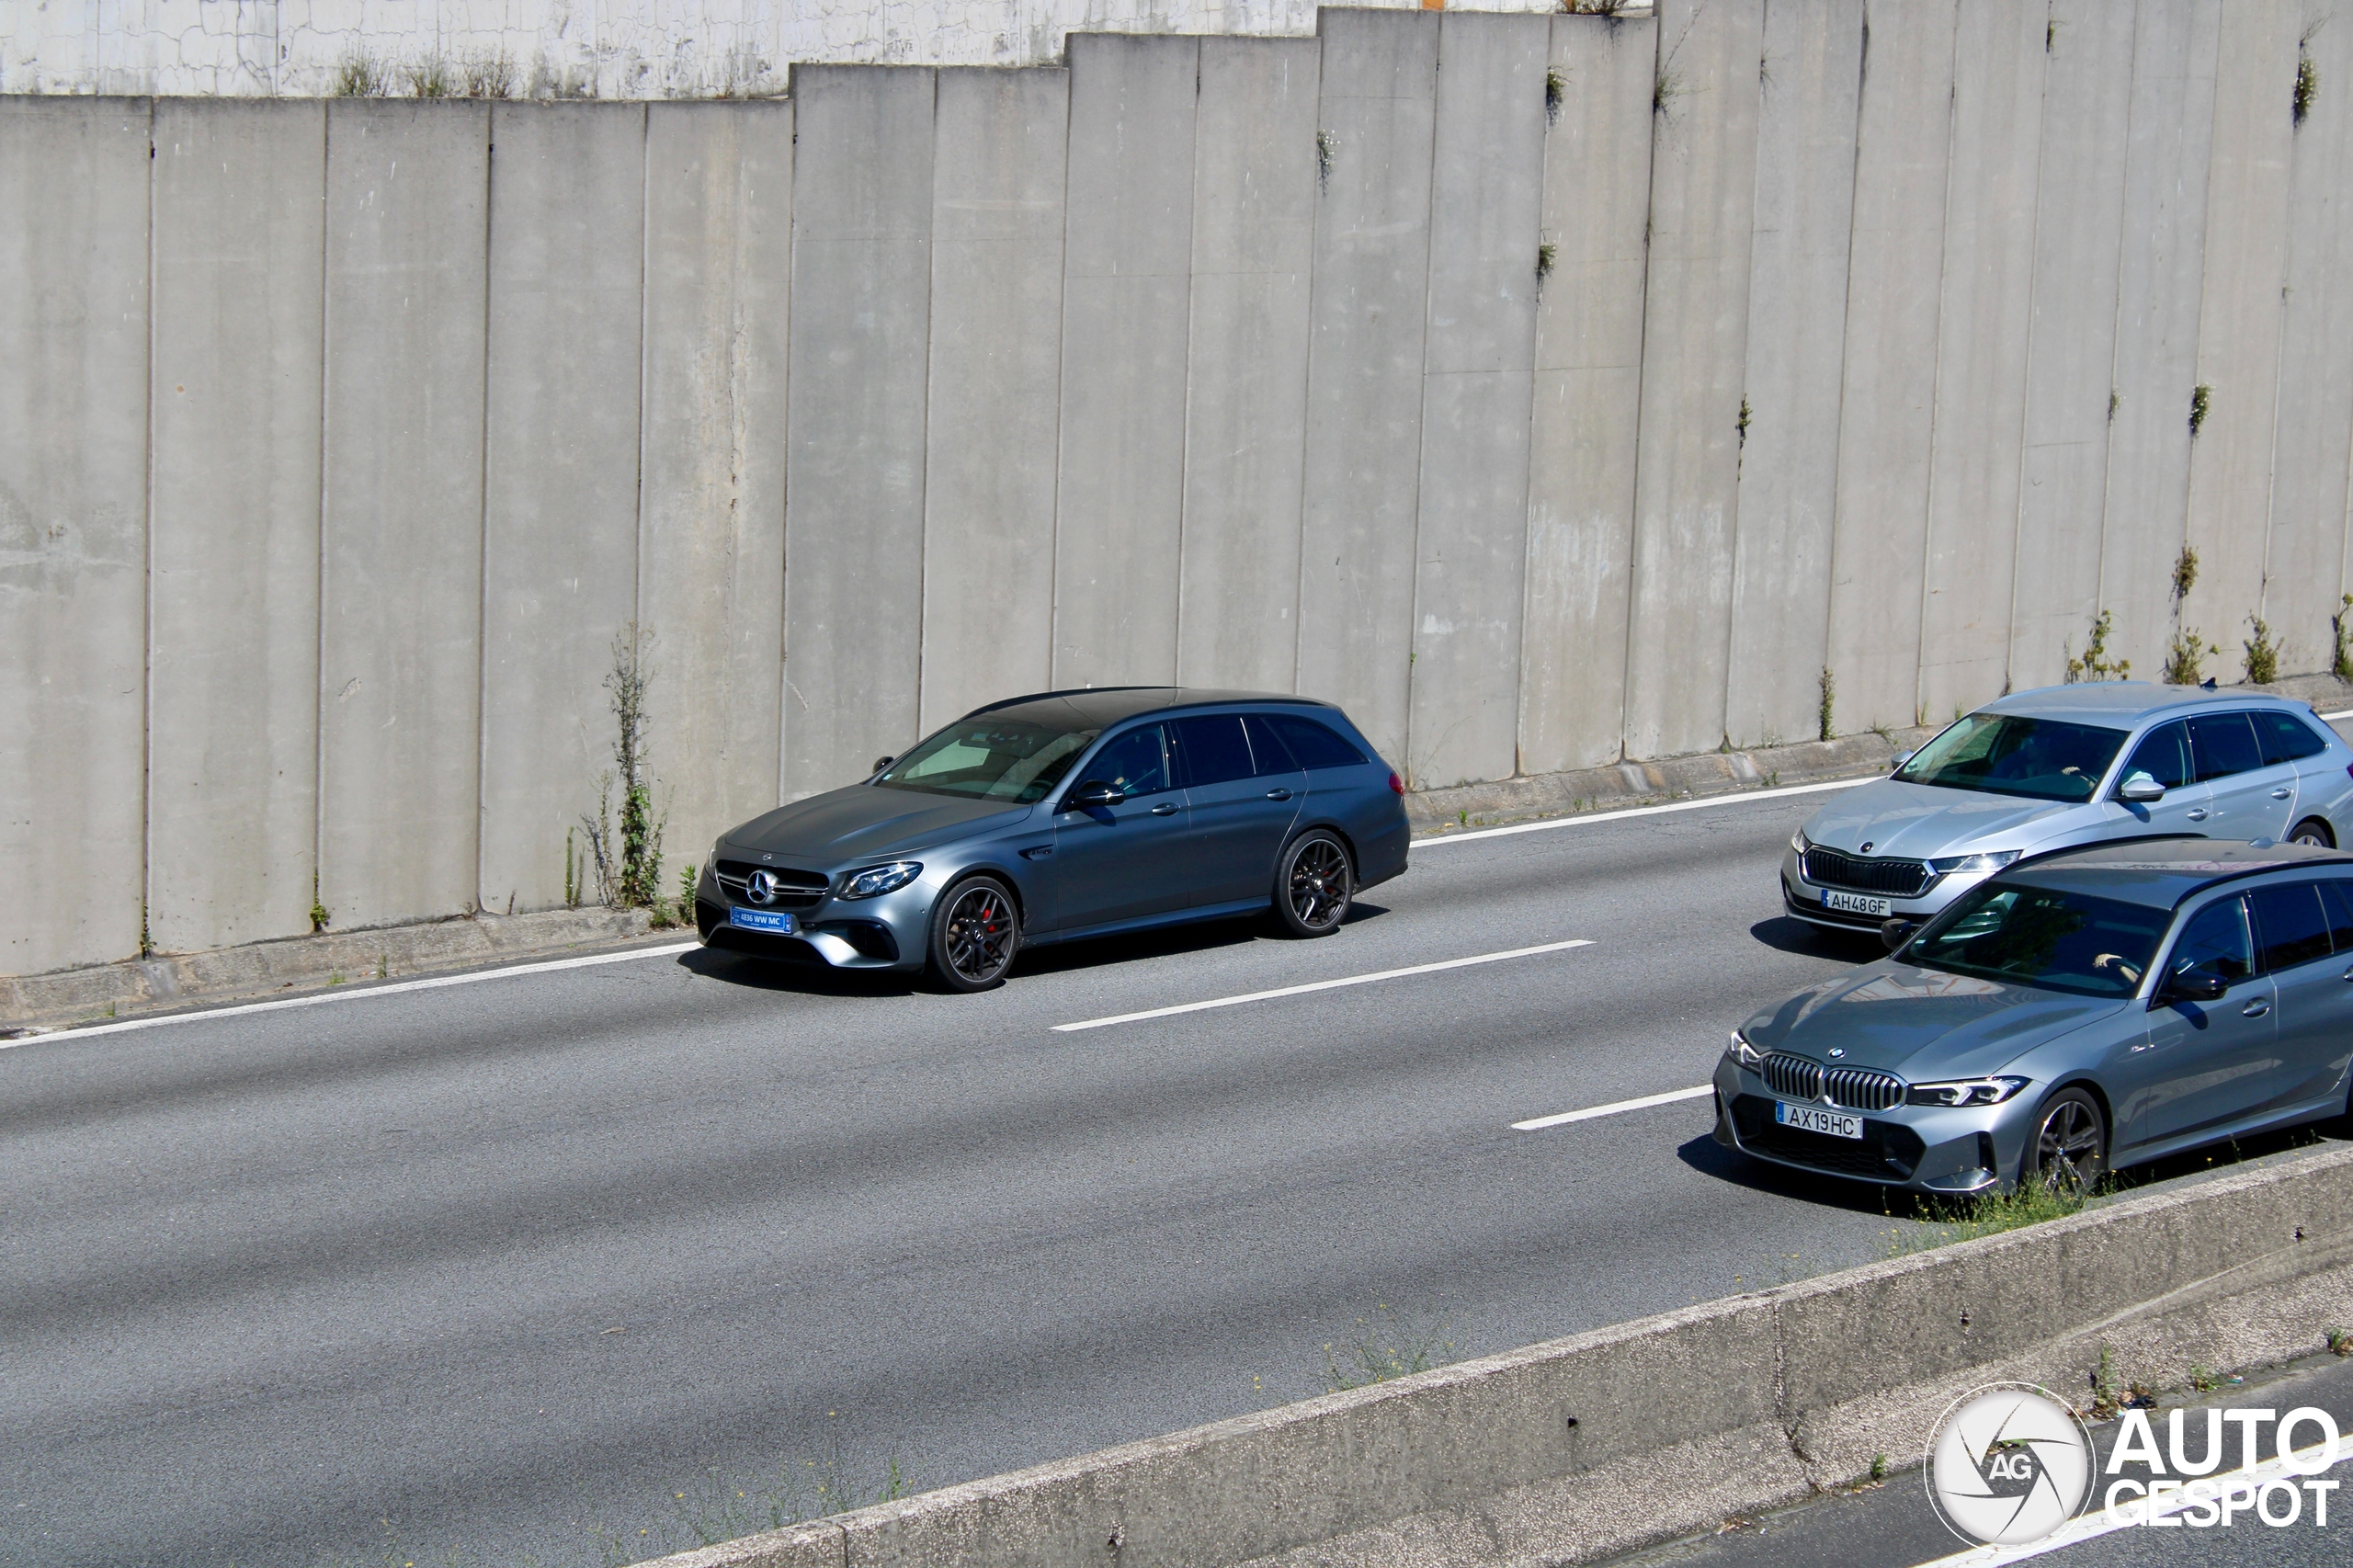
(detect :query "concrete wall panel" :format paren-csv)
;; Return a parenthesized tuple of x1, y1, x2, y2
(1623, 0, 1765, 760)
(782, 66, 936, 799)
(1823, 0, 1955, 733)
(1723, 0, 1860, 750)
(1295, 7, 1439, 770)
(2097, 0, 2220, 682)
(478, 104, 649, 915)
(919, 70, 1068, 729)
(2180, 2, 2298, 664)
(1051, 33, 1199, 689)
(2007, 0, 2135, 690)
(1404, 12, 1550, 788)
(1915, 1, 2044, 722)
(638, 100, 794, 867)
(318, 100, 492, 930)
(1519, 10, 1657, 774)
(0, 98, 149, 975)
(147, 99, 324, 955)
(2263, 3, 2353, 678)
(1176, 37, 1321, 693)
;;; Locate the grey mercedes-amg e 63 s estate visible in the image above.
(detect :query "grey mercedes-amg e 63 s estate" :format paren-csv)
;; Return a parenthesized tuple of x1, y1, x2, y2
(695, 688, 1411, 991)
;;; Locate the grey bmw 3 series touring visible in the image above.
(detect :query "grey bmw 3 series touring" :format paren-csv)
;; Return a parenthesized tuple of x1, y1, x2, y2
(695, 688, 1410, 991)
(1718, 839, 2353, 1194)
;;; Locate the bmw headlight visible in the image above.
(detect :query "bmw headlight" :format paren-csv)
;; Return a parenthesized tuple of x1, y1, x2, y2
(1725, 1028, 1766, 1072)
(1790, 826, 1811, 854)
(838, 861, 923, 900)
(1905, 1075, 2029, 1108)
(1927, 848, 2021, 876)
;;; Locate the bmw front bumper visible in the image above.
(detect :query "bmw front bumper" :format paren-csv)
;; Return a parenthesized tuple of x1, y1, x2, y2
(1711, 1055, 2040, 1192)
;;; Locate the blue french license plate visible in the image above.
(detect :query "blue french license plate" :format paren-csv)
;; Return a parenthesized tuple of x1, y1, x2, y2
(729, 908, 797, 935)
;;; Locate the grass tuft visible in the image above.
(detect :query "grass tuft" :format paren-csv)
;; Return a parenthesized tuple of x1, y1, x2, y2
(1322, 1303, 1457, 1393)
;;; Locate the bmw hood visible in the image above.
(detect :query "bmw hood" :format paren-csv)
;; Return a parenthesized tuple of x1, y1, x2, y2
(1802, 778, 2082, 858)
(723, 787, 1031, 865)
(1741, 963, 2125, 1081)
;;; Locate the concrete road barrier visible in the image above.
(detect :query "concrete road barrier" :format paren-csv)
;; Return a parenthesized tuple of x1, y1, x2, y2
(643, 1142, 2353, 1568)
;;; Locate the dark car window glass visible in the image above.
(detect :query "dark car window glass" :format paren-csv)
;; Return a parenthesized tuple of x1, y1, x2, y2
(2188, 712, 2265, 781)
(875, 719, 1100, 803)
(2254, 710, 2330, 766)
(1265, 714, 1367, 770)
(1908, 883, 2168, 998)
(2322, 881, 2353, 953)
(2249, 883, 2335, 972)
(1893, 713, 2128, 803)
(1244, 713, 1300, 777)
(1170, 715, 1254, 788)
(2167, 897, 2255, 985)
(1083, 724, 1171, 798)
(2121, 721, 2191, 791)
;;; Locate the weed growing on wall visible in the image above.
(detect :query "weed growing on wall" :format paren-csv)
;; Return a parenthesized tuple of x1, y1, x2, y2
(2188, 382, 2211, 437)
(1321, 1302, 1457, 1393)
(675, 862, 701, 927)
(461, 51, 517, 99)
(2245, 617, 2279, 685)
(2064, 611, 2129, 683)
(596, 1438, 912, 1564)
(2334, 596, 2353, 682)
(1817, 666, 1835, 742)
(330, 49, 386, 97)
(2295, 40, 2318, 128)
(310, 870, 329, 934)
(1535, 240, 1556, 292)
(404, 53, 453, 97)
(1563, 0, 1630, 15)
(577, 625, 668, 911)
(1545, 67, 1565, 124)
(2162, 546, 2210, 685)
(1315, 131, 1336, 194)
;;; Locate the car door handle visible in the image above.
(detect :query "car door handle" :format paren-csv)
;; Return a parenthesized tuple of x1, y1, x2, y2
(1264, 789, 1292, 801)
(2271, 788, 2293, 800)
(1151, 801, 1179, 816)
(2242, 999, 2271, 1018)
(2186, 808, 2209, 821)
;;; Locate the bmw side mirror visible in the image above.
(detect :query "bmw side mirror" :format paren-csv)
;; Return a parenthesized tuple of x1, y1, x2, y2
(2162, 963, 2230, 1004)
(1064, 779, 1122, 811)
(2116, 770, 2165, 803)
(1880, 917, 1921, 953)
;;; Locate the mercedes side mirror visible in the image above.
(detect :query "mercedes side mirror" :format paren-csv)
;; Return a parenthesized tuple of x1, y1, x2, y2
(2162, 963, 2230, 1004)
(2117, 770, 2165, 803)
(1064, 779, 1122, 811)
(1881, 917, 1921, 953)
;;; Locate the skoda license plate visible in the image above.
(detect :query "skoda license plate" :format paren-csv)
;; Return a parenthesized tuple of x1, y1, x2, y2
(1777, 1101, 1863, 1140)
(729, 908, 797, 935)
(1824, 890, 1892, 917)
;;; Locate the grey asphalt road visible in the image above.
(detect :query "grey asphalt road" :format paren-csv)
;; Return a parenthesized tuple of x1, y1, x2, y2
(3, 789, 2344, 1568)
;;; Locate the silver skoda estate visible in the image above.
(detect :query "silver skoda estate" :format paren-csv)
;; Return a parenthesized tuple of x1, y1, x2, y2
(1719, 839, 2353, 1193)
(1784, 683, 2352, 936)
(694, 688, 1409, 991)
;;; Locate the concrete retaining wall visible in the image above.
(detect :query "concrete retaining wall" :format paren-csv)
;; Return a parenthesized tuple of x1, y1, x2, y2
(8, 3, 2353, 978)
(646, 1142, 2353, 1568)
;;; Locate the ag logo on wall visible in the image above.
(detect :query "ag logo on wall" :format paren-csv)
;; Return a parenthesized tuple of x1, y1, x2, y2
(1927, 1383, 2095, 1545)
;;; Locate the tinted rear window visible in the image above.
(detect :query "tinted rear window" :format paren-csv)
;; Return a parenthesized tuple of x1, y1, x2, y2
(1170, 715, 1254, 788)
(1264, 713, 1367, 770)
(2254, 710, 2331, 766)
(2249, 882, 2334, 972)
(2188, 712, 2264, 781)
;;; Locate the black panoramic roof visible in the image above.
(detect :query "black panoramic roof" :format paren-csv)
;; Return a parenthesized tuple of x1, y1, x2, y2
(2006, 836, 2353, 909)
(962, 687, 1339, 729)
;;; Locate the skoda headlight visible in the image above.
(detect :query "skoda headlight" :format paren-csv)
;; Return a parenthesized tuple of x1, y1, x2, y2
(1927, 848, 2021, 876)
(1905, 1075, 2029, 1108)
(1790, 826, 1811, 854)
(838, 861, 923, 900)
(1725, 1028, 1766, 1072)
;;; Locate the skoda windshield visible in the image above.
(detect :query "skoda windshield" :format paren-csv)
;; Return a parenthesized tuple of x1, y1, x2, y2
(873, 719, 1100, 803)
(1893, 712, 2128, 803)
(1906, 881, 2168, 998)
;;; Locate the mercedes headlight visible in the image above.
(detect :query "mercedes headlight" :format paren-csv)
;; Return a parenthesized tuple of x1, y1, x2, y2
(838, 861, 923, 900)
(1905, 1075, 2029, 1108)
(1725, 1028, 1766, 1072)
(1927, 848, 2021, 875)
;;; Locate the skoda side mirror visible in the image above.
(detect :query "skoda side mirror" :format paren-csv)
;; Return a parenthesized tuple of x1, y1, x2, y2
(2163, 964, 2230, 1004)
(1890, 750, 1915, 772)
(1881, 917, 1921, 953)
(1064, 779, 1122, 811)
(2117, 770, 2165, 803)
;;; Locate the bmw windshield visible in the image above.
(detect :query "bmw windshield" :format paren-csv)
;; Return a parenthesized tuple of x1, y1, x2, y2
(1893, 713, 2128, 803)
(1907, 882, 2168, 998)
(873, 719, 1100, 803)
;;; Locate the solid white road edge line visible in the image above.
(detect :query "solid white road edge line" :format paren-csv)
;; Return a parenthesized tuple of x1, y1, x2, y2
(2322, 708, 2353, 722)
(1051, 938, 1595, 1032)
(1906, 1438, 2349, 1568)
(1412, 776, 1871, 847)
(1511, 1085, 1713, 1131)
(5, 942, 704, 1047)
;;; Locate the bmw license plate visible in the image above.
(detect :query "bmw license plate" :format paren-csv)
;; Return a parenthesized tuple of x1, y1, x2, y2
(729, 908, 797, 935)
(1777, 1101, 1863, 1140)
(1824, 890, 1892, 917)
